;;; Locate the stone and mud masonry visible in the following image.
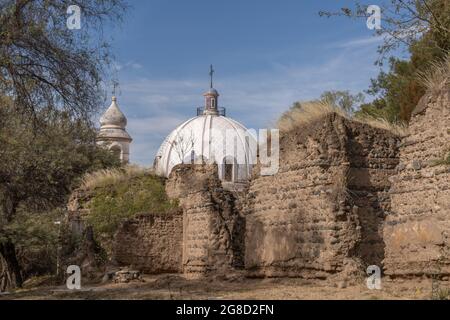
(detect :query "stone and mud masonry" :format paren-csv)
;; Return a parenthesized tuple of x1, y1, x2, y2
(13, 87, 445, 299)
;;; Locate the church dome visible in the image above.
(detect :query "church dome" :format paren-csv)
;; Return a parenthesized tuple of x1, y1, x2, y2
(154, 66, 255, 183)
(206, 88, 219, 95)
(154, 114, 254, 182)
(100, 96, 127, 128)
(154, 67, 255, 183)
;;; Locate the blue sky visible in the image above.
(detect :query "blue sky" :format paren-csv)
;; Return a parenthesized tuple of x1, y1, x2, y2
(101, 0, 388, 165)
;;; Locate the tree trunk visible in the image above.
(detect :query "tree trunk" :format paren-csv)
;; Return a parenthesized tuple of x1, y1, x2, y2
(0, 239, 23, 291)
(0, 254, 10, 292)
(0, 194, 23, 292)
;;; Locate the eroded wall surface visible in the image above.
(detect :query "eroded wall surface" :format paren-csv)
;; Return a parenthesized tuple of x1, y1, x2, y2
(244, 114, 399, 278)
(114, 212, 183, 273)
(384, 90, 450, 277)
(67, 93, 450, 280)
(166, 165, 245, 278)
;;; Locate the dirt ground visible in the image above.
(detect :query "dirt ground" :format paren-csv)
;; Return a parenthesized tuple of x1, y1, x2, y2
(1, 274, 449, 300)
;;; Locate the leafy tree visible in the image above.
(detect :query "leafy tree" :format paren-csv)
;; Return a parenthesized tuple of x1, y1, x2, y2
(3, 208, 63, 282)
(0, 0, 127, 121)
(319, 0, 449, 64)
(352, 58, 425, 122)
(279, 90, 365, 126)
(320, 0, 450, 122)
(0, 0, 127, 292)
(0, 105, 120, 291)
(320, 90, 365, 114)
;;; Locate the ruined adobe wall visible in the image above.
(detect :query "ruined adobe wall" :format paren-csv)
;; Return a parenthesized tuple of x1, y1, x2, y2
(114, 211, 183, 273)
(384, 90, 450, 277)
(244, 114, 399, 278)
(65, 179, 184, 275)
(66, 189, 92, 236)
(345, 122, 400, 268)
(166, 165, 245, 278)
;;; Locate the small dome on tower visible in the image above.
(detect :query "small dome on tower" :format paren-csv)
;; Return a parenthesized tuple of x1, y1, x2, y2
(97, 96, 132, 164)
(205, 88, 219, 95)
(100, 96, 127, 128)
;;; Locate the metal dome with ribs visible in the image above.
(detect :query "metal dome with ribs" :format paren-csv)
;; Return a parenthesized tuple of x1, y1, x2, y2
(154, 87, 254, 183)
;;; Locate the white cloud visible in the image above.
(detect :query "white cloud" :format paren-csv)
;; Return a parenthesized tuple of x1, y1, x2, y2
(112, 60, 144, 71)
(331, 35, 384, 48)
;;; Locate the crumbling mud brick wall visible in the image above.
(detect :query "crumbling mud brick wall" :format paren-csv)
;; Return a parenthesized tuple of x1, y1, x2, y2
(66, 191, 183, 274)
(66, 189, 92, 237)
(243, 113, 399, 278)
(166, 165, 245, 278)
(114, 211, 183, 273)
(384, 90, 450, 277)
(346, 121, 400, 268)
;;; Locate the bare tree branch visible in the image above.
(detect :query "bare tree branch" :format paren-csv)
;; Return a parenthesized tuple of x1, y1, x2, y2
(0, 0, 128, 123)
(319, 0, 449, 64)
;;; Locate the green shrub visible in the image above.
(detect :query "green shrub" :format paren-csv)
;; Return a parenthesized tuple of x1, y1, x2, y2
(4, 208, 64, 277)
(85, 171, 178, 238)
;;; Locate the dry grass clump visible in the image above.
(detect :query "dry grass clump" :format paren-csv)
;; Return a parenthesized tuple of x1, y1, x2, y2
(417, 54, 450, 97)
(354, 114, 409, 136)
(277, 100, 408, 136)
(431, 151, 450, 167)
(277, 101, 347, 132)
(80, 165, 153, 190)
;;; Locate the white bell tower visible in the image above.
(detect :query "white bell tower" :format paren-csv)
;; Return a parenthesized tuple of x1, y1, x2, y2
(97, 96, 132, 164)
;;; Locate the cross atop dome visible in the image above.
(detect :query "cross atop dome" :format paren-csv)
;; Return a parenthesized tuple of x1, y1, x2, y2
(203, 65, 220, 115)
(112, 79, 119, 96)
(209, 64, 215, 89)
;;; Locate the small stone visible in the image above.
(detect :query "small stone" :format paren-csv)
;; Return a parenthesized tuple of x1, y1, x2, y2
(421, 170, 434, 178)
(114, 269, 142, 283)
(101, 273, 113, 283)
(412, 160, 422, 170)
(330, 237, 339, 244)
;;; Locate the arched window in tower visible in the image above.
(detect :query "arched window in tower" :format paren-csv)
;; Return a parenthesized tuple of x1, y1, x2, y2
(110, 144, 122, 161)
(211, 97, 216, 109)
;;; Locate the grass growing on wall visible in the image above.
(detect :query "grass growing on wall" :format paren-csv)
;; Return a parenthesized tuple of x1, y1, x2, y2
(442, 152, 450, 166)
(433, 151, 450, 166)
(417, 54, 450, 97)
(84, 166, 178, 238)
(277, 101, 408, 136)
